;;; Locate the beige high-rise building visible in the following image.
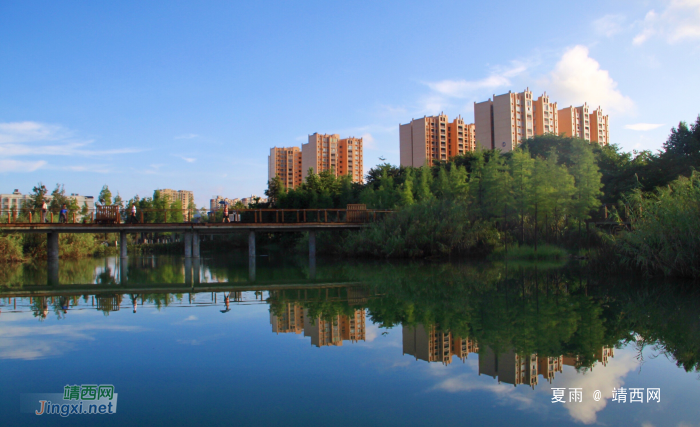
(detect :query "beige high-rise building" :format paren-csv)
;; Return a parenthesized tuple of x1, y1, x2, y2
(303, 309, 367, 347)
(399, 114, 476, 168)
(478, 347, 538, 388)
(270, 303, 305, 334)
(538, 355, 563, 383)
(157, 188, 194, 219)
(558, 103, 591, 141)
(474, 88, 535, 152)
(533, 92, 559, 136)
(589, 106, 610, 145)
(268, 147, 303, 189)
(301, 133, 364, 183)
(337, 137, 364, 184)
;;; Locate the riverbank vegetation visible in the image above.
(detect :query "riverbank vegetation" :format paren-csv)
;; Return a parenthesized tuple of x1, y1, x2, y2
(262, 115, 700, 278)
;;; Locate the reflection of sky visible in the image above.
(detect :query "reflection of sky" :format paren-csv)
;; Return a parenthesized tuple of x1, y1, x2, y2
(1, 297, 699, 426)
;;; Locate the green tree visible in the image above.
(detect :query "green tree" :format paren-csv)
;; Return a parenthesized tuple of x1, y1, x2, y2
(569, 141, 603, 232)
(99, 185, 112, 206)
(398, 169, 415, 206)
(29, 182, 48, 211)
(509, 149, 534, 242)
(415, 166, 435, 202)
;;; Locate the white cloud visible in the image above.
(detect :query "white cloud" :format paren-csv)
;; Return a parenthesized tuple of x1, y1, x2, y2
(555, 351, 638, 424)
(633, 0, 700, 45)
(624, 123, 665, 131)
(426, 62, 528, 99)
(0, 121, 143, 164)
(184, 315, 198, 321)
(174, 133, 199, 139)
(173, 154, 196, 163)
(543, 45, 635, 114)
(0, 159, 47, 172)
(593, 14, 627, 37)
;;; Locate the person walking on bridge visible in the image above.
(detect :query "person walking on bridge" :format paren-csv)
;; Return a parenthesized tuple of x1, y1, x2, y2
(41, 201, 48, 223)
(59, 204, 68, 223)
(222, 204, 230, 223)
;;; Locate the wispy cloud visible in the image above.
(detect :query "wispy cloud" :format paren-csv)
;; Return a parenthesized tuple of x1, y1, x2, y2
(0, 159, 47, 172)
(172, 154, 196, 163)
(174, 133, 199, 139)
(624, 123, 665, 131)
(541, 45, 634, 114)
(0, 121, 144, 173)
(425, 61, 528, 99)
(633, 0, 700, 45)
(593, 14, 627, 37)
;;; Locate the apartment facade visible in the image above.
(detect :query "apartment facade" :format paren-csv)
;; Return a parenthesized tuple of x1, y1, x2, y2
(399, 114, 476, 168)
(558, 103, 591, 141)
(158, 189, 194, 208)
(589, 106, 610, 145)
(533, 92, 559, 136)
(303, 309, 367, 347)
(301, 133, 364, 183)
(474, 89, 535, 152)
(337, 137, 364, 184)
(268, 146, 303, 189)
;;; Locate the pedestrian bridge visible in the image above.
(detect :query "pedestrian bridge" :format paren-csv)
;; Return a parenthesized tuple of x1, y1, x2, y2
(0, 208, 391, 261)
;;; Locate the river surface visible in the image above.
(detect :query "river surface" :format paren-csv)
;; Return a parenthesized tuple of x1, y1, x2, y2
(1, 253, 699, 426)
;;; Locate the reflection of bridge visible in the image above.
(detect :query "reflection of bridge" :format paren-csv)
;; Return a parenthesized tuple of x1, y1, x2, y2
(0, 281, 367, 299)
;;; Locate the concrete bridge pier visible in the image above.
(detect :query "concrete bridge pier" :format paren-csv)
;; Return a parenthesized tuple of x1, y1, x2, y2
(185, 258, 192, 285)
(249, 231, 256, 282)
(192, 232, 200, 258)
(193, 258, 201, 285)
(47, 259, 59, 286)
(119, 231, 128, 258)
(184, 232, 192, 258)
(308, 231, 316, 259)
(120, 258, 128, 286)
(47, 232, 59, 261)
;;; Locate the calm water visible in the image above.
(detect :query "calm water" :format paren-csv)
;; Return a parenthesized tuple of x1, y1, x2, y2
(1, 253, 699, 426)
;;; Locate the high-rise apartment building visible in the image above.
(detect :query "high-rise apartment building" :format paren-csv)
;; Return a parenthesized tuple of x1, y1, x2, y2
(158, 189, 194, 208)
(270, 303, 305, 334)
(301, 133, 364, 183)
(337, 137, 364, 184)
(538, 356, 563, 384)
(157, 189, 194, 219)
(533, 92, 559, 136)
(478, 347, 539, 388)
(399, 114, 476, 167)
(474, 89, 535, 152)
(589, 106, 610, 145)
(268, 147, 303, 189)
(558, 103, 591, 141)
(303, 309, 367, 347)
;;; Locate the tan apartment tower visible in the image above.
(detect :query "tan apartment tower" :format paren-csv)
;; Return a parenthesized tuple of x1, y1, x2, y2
(301, 133, 364, 183)
(533, 92, 559, 136)
(399, 114, 476, 168)
(474, 88, 535, 152)
(157, 189, 194, 219)
(589, 106, 610, 145)
(337, 137, 364, 183)
(270, 303, 305, 334)
(268, 147, 303, 190)
(558, 103, 591, 141)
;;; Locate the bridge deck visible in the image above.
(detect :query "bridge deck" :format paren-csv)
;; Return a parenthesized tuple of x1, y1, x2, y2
(0, 222, 364, 234)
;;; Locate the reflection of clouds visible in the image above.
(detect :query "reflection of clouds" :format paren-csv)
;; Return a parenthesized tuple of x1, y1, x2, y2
(364, 323, 379, 342)
(431, 372, 541, 412)
(428, 349, 639, 425)
(0, 322, 142, 360)
(551, 350, 637, 424)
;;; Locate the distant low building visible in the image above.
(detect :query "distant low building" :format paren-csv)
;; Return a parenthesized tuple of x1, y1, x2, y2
(157, 188, 194, 219)
(1, 189, 95, 217)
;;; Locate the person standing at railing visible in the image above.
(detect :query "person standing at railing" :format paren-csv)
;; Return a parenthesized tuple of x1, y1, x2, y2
(129, 204, 138, 224)
(41, 201, 48, 223)
(222, 204, 230, 223)
(59, 204, 68, 223)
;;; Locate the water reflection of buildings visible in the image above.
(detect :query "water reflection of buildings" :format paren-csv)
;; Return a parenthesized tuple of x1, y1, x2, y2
(402, 324, 613, 389)
(270, 303, 366, 347)
(403, 325, 478, 365)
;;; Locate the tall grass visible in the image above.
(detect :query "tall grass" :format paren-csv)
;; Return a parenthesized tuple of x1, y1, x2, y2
(0, 233, 25, 263)
(490, 243, 568, 261)
(338, 199, 500, 258)
(615, 172, 700, 278)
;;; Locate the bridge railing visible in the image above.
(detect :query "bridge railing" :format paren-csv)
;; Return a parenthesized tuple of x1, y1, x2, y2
(0, 208, 393, 225)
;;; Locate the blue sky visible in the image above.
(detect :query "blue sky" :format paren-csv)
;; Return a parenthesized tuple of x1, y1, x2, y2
(1, 0, 699, 208)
